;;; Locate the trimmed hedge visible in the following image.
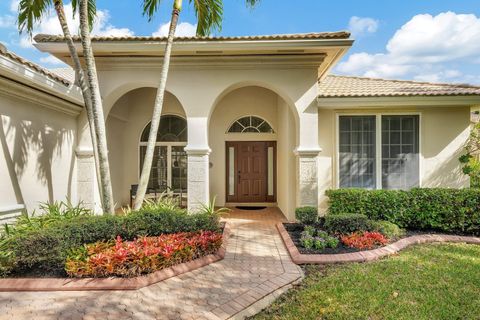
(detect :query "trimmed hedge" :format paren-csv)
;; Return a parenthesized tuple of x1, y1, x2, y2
(295, 207, 318, 225)
(326, 188, 480, 235)
(6, 208, 220, 275)
(323, 213, 373, 235)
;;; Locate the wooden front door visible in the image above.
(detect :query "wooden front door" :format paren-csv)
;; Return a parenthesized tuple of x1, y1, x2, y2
(226, 141, 276, 203)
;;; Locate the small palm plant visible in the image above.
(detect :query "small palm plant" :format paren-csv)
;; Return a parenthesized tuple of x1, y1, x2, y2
(199, 196, 231, 216)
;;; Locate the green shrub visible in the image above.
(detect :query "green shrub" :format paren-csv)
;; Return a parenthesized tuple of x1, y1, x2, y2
(4, 207, 220, 276)
(371, 220, 405, 239)
(303, 225, 316, 237)
(324, 213, 373, 235)
(313, 237, 327, 250)
(295, 207, 318, 225)
(326, 188, 480, 235)
(0, 201, 92, 276)
(325, 236, 339, 248)
(300, 233, 314, 249)
(316, 230, 329, 239)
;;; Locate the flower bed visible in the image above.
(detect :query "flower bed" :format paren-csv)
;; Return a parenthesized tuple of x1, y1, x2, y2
(0, 199, 222, 278)
(66, 231, 223, 278)
(284, 223, 393, 255)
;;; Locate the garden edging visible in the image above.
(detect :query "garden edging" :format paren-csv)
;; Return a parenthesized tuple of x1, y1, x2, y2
(0, 223, 231, 292)
(277, 223, 480, 264)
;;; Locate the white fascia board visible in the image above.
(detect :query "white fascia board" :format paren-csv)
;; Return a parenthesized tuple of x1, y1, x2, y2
(0, 54, 83, 106)
(317, 95, 480, 109)
(34, 39, 354, 55)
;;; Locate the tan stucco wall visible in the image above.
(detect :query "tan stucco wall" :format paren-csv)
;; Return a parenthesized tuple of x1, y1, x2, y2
(0, 94, 77, 213)
(317, 106, 471, 211)
(106, 87, 185, 207)
(276, 98, 297, 219)
(208, 86, 297, 218)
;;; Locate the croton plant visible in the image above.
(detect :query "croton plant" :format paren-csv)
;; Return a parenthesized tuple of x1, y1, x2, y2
(66, 231, 223, 277)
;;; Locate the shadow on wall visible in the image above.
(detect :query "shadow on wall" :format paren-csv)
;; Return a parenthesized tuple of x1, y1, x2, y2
(422, 142, 469, 188)
(0, 115, 74, 210)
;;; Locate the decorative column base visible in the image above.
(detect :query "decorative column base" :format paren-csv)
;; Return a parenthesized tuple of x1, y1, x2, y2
(75, 148, 101, 213)
(295, 147, 322, 208)
(185, 146, 211, 213)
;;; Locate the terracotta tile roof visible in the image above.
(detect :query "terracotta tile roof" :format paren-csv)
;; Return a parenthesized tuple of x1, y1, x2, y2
(0, 45, 71, 86)
(319, 75, 480, 97)
(33, 31, 351, 43)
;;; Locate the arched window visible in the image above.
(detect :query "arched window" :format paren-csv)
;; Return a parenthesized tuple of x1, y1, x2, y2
(228, 116, 274, 133)
(141, 115, 187, 142)
(139, 115, 187, 194)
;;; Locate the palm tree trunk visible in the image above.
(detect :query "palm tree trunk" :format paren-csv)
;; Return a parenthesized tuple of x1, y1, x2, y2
(133, 1, 182, 210)
(53, 0, 102, 202)
(79, 0, 114, 214)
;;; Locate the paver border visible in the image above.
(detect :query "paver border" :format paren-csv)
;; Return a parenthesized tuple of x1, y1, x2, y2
(277, 222, 480, 265)
(0, 223, 231, 292)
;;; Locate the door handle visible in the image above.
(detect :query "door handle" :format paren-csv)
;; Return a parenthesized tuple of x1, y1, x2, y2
(237, 171, 240, 182)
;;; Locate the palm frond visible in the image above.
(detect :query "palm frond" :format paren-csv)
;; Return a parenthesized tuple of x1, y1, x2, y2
(190, 0, 223, 37)
(142, 0, 162, 22)
(17, 0, 52, 35)
(244, 0, 261, 7)
(71, 0, 97, 31)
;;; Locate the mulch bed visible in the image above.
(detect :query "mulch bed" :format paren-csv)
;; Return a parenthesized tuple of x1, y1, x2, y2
(284, 223, 417, 255)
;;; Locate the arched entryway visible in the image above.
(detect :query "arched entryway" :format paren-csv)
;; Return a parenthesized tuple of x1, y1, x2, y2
(106, 87, 186, 207)
(208, 85, 297, 216)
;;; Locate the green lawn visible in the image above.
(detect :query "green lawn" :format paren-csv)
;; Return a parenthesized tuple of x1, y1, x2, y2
(252, 243, 480, 320)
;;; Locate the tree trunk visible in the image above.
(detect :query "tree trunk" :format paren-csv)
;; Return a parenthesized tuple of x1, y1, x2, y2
(79, 0, 115, 214)
(53, 0, 102, 201)
(133, 3, 181, 210)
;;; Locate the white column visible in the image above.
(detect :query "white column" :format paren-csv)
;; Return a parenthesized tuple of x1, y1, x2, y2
(295, 104, 321, 208)
(185, 116, 211, 212)
(75, 111, 102, 213)
(75, 147, 102, 213)
(295, 149, 321, 207)
(185, 148, 210, 212)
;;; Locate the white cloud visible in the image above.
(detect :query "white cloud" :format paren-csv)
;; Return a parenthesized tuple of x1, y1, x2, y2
(152, 22, 197, 37)
(0, 0, 18, 28)
(0, 15, 15, 28)
(39, 55, 65, 66)
(348, 16, 379, 36)
(10, 0, 19, 12)
(337, 12, 480, 83)
(16, 3, 134, 48)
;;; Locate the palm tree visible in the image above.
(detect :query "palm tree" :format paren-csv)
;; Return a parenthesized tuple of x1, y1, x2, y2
(133, 0, 261, 210)
(78, 0, 114, 213)
(17, 0, 115, 213)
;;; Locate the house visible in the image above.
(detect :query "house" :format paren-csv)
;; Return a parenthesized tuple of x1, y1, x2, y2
(1, 32, 480, 222)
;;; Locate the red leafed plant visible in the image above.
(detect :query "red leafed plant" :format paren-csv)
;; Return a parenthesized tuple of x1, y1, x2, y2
(65, 231, 222, 278)
(340, 231, 389, 250)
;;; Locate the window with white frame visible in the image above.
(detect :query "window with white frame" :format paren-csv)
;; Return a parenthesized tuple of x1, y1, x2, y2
(139, 115, 187, 193)
(339, 114, 419, 190)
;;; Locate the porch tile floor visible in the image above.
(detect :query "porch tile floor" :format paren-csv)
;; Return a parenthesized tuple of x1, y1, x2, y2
(0, 207, 303, 320)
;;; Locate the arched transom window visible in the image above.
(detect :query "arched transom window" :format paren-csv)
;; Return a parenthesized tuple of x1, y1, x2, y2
(227, 116, 274, 133)
(141, 115, 187, 142)
(139, 115, 187, 193)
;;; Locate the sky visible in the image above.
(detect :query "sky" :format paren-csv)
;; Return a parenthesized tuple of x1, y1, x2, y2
(1, 0, 480, 84)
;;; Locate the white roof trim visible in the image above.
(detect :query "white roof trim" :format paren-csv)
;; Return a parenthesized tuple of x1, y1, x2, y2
(317, 95, 480, 109)
(0, 54, 83, 107)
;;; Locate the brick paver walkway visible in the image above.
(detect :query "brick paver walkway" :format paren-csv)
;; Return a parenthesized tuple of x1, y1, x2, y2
(0, 207, 303, 320)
